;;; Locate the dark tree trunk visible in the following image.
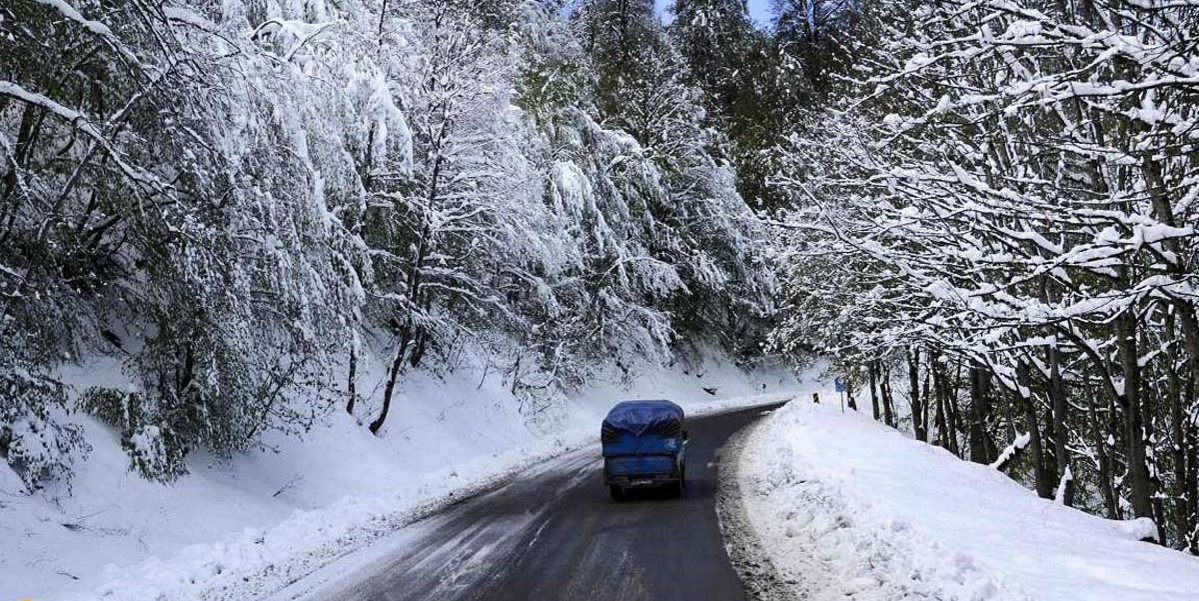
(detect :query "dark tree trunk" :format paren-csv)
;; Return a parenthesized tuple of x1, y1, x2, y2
(1023, 399, 1051, 500)
(370, 330, 411, 435)
(1047, 343, 1073, 506)
(881, 366, 896, 428)
(908, 348, 926, 442)
(2, 105, 43, 207)
(1017, 360, 1053, 499)
(933, 358, 949, 449)
(1185, 370, 1198, 553)
(1164, 311, 1190, 547)
(846, 376, 857, 411)
(1167, 300, 1199, 552)
(409, 324, 429, 368)
(346, 341, 358, 415)
(943, 360, 962, 457)
(1115, 309, 1155, 519)
(968, 364, 993, 464)
(1086, 383, 1120, 519)
(1143, 158, 1199, 542)
(921, 355, 933, 442)
(869, 360, 881, 421)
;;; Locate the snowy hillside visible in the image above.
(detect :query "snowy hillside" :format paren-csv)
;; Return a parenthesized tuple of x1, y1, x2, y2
(737, 400, 1199, 601)
(5, 352, 801, 601)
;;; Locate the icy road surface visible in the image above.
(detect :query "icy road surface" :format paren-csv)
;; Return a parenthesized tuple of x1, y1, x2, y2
(266, 403, 784, 601)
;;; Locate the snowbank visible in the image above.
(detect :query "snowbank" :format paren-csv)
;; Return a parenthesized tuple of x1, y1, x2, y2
(5, 350, 800, 601)
(737, 398, 1199, 601)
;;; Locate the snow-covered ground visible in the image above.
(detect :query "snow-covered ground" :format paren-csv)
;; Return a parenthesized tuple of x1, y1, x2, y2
(4, 350, 801, 601)
(737, 396, 1199, 601)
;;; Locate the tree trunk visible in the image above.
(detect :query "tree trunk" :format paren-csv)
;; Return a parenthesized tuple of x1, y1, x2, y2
(346, 340, 358, 415)
(869, 360, 881, 421)
(921, 355, 933, 442)
(1017, 360, 1053, 499)
(945, 360, 962, 457)
(908, 348, 926, 441)
(933, 358, 949, 449)
(1166, 299, 1199, 552)
(1047, 342, 1073, 506)
(2, 104, 41, 206)
(1142, 157, 1199, 542)
(846, 375, 857, 411)
(968, 364, 993, 464)
(1086, 382, 1120, 519)
(370, 329, 412, 435)
(1115, 308, 1155, 519)
(881, 366, 896, 428)
(1185, 369, 1198, 553)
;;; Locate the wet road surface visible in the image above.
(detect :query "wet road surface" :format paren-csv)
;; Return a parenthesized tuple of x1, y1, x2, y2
(273, 402, 785, 601)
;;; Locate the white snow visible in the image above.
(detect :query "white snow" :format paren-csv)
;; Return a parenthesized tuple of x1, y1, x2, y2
(4, 350, 801, 601)
(29, 0, 117, 41)
(738, 396, 1199, 601)
(990, 430, 1031, 469)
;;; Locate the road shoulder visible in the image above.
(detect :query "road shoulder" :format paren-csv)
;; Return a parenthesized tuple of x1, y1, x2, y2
(732, 400, 1199, 601)
(716, 414, 802, 601)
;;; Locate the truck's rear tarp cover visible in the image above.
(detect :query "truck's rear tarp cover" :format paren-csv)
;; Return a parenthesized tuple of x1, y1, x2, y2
(602, 400, 684, 437)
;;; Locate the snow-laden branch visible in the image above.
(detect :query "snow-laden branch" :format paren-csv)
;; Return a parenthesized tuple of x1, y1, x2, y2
(991, 432, 1031, 470)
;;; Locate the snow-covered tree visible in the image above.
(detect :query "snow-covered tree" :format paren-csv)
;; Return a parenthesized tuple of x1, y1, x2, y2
(1, 0, 778, 482)
(771, 0, 1199, 550)
(363, 1, 556, 433)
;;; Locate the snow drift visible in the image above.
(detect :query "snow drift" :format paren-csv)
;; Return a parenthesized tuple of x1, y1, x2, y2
(737, 398, 1199, 601)
(4, 352, 800, 601)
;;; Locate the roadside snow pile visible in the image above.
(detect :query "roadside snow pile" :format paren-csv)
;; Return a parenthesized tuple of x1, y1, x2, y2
(7, 349, 800, 601)
(42, 438, 583, 601)
(738, 401, 1199, 601)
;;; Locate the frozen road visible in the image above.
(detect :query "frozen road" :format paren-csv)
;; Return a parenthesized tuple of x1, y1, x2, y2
(269, 402, 784, 601)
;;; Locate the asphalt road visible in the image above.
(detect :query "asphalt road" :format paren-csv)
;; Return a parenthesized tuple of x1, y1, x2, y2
(279, 402, 783, 601)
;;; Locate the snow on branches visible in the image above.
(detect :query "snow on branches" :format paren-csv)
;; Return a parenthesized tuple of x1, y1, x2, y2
(771, 0, 1199, 551)
(0, 0, 772, 482)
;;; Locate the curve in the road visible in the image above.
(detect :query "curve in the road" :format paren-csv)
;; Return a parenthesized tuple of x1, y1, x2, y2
(281, 402, 785, 601)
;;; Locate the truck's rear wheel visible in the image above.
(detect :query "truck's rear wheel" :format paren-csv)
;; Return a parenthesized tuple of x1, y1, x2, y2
(609, 484, 624, 500)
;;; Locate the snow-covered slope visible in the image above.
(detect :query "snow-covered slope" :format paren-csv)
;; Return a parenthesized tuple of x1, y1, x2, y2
(4, 351, 800, 601)
(737, 398, 1199, 601)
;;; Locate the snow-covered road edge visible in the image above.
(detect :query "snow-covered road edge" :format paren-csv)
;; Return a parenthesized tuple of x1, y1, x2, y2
(716, 412, 797, 601)
(53, 440, 582, 601)
(738, 416, 1027, 601)
(50, 391, 794, 601)
(735, 400, 1199, 601)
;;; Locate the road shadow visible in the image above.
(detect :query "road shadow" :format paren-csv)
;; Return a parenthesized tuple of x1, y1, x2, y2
(610, 486, 688, 503)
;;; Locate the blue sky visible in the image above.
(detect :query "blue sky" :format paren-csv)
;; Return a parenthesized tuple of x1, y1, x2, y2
(654, 0, 774, 28)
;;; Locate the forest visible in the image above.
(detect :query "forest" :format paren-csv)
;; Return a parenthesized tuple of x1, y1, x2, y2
(3, 0, 1199, 557)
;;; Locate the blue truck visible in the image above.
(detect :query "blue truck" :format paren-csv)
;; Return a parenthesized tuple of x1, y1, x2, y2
(601, 400, 688, 499)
